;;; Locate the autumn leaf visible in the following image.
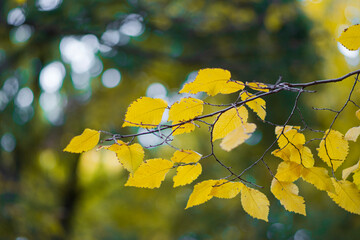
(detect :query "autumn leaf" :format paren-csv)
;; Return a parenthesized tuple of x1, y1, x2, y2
(353, 171, 360, 188)
(337, 24, 360, 50)
(210, 180, 244, 199)
(105, 141, 144, 174)
(246, 82, 270, 92)
(328, 179, 360, 214)
(271, 179, 306, 215)
(240, 91, 266, 120)
(125, 158, 173, 189)
(168, 97, 203, 122)
(275, 161, 302, 182)
(317, 130, 349, 171)
(356, 109, 360, 120)
(272, 128, 314, 168)
(173, 164, 202, 187)
(171, 150, 202, 164)
(122, 97, 168, 128)
(289, 146, 315, 168)
(275, 125, 300, 136)
(220, 123, 256, 151)
(213, 106, 248, 141)
(186, 180, 217, 209)
(172, 122, 196, 136)
(64, 128, 100, 153)
(345, 126, 360, 142)
(277, 129, 305, 148)
(179, 68, 244, 96)
(342, 159, 360, 180)
(241, 186, 270, 221)
(301, 167, 335, 193)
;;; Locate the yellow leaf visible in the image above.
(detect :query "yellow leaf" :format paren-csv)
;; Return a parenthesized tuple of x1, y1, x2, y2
(105, 141, 144, 174)
(272, 148, 291, 161)
(171, 150, 202, 164)
(275, 161, 302, 182)
(122, 97, 168, 128)
(301, 167, 335, 193)
(220, 123, 256, 151)
(317, 130, 349, 171)
(356, 109, 360, 120)
(213, 106, 248, 142)
(246, 82, 270, 92)
(172, 122, 196, 135)
(173, 164, 202, 187)
(275, 125, 300, 136)
(328, 179, 360, 214)
(271, 179, 306, 215)
(185, 180, 217, 209)
(172, 122, 195, 135)
(272, 128, 314, 167)
(289, 146, 315, 168)
(64, 128, 100, 153)
(353, 171, 360, 188)
(337, 24, 360, 50)
(241, 186, 270, 221)
(210, 180, 244, 199)
(345, 126, 360, 142)
(342, 159, 360, 180)
(240, 91, 266, 120)
(125, 158, 173, 189)
(179, 68, 244, 96)
(168, 97, 203, 122)
(277, 129, 305, 149)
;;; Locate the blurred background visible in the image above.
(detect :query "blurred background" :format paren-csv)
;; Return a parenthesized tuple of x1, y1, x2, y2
(1, 0, 360, 239)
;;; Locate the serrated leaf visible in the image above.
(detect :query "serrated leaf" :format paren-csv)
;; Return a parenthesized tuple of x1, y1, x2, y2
(301, 167, 335, 193)
(317, 130, 349, 171)
(172, 122, 196, 135)
(240, 91, 266, 120)
(220, 123, 256, 151)
(210, 180, 244, 199)
(345, 126, 360, 142)
(241, 186, 270, 221)
(168, 97, 203, 122)
(168, 97, 203, 136)
(179, 68, 244, 96)
(125, 158, 173, 189)
(289, 146, 315, 168)
(328, 179, 360, 214)
(171, 150, 202, 164)
(271, 179, 306, 215)
(275, 125, 300, 136)
(356, 109, 360, 120)
(337, 24, 360, 50)
(246, 82, 270, 92)
(64, 128, 100, 153)
(122, 97, 168, 128)
(272, 130, 314, 168)
(342, 159, 360, 180)
(105, 141, 144, 174)
(173, 164, 202, 187)
(353, 171, 360, 188)
(185, 180, 217, 209)
(213, 106, 248, 142)
(277, 129, 305, 148)
(275, 161, 302, 182)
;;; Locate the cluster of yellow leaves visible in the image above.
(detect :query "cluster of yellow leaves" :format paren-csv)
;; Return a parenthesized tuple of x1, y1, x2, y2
(63, 66, 360, 222)
(272, 126, 315, 168)
(186, 179, 270, 221)
(271, 125, 360, 215)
